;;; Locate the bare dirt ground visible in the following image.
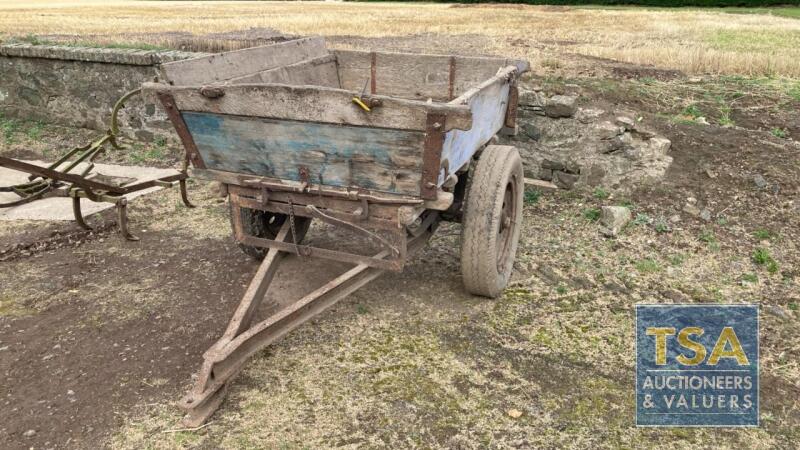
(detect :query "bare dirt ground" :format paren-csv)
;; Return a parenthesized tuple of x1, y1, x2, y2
(2, 37, 800, 450)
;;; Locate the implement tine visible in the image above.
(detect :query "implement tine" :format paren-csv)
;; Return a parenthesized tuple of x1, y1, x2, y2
(12, 180, 49, 195)
(179, 179, 194, 208)
(116, 197, 139, 241)
(72, 196, 93, 230)
(0, 183, 52, 208)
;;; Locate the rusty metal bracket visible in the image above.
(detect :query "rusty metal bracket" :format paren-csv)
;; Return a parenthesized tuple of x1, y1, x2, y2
(370, 51, 377, 95)
(448, 56, 456, 100)
(156, 91, 205, 169)
(199, 86, 225, 99)
(420, 113, 447, 200)
(503, 82, 519, 130)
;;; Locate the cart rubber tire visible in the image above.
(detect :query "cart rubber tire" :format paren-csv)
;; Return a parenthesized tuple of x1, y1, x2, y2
(460, 145, 524, 298)
(230, 204, 311, 260)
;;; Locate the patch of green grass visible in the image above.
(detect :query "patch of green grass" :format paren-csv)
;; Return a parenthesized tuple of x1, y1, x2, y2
(582, 207, 601, 222)
(8, 34, 169, 52)
(128, 144, 165, 164)
(653, 217, 669, 233)
(790, 84, 800, 101)
(635, 258, 661, 274)
(0, 296, 33, 317)
(723, 7, 800, 20)
(633, 213, 651, 226)
(752, 247, 779, 274)
(669, 253, 686, 267)
(717, 103, 735, 127)
(752, 247, 772, 265)
(592, 187, 610, 200)
(753, 229, 775, 240)
(709, 29, 800, 55)
(741, 273, 758, 284)
(634, 259, 661, 275)
(590, 78, 620, 94)
(555, 284, 568, 295)
(356, 304, 369, 315)
(698, 230, 715, 243)
(26, 121, 45, 140)
(153, 135, 168, 148)
(766, 260, 779, 274)
(681, 104, 702, 119)
(639, 76, 657, 85)
(1, 117, 19, 144)
(770, 127, 787, 138)
(524, 188, 541, 205)
(12, 33, 56, 46)
(789, 302, 799, 311)
(667, 114, 696, 126)
(88, 41, 169, 51)
(716, 75, 800, 101)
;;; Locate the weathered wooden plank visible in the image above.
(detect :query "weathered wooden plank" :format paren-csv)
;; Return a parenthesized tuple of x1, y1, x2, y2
(440, 67, 514, 179)
(192, 168, 424, 204)
(524, 178, 559, 191)
(144, 83, 472, 132)
(183, 112, 425, 195)
(334, 50, 528, 101)
(225, 55, 340, 87)
(158, 37, 329, 86)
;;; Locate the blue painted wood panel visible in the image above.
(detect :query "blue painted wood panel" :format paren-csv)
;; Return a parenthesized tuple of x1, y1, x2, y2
(183, 112, 425, 196)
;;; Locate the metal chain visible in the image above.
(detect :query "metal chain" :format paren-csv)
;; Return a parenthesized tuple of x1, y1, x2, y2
(288, 198, 301, 257)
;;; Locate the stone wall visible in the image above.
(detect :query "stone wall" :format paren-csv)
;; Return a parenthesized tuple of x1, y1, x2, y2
(0, 44, 206, 142)
(502, 85, 672, 190)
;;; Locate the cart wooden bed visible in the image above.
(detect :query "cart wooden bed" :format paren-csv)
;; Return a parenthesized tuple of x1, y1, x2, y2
(145, 37, 530, 425)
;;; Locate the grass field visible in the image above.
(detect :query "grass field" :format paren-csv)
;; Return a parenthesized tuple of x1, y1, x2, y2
(1, 1, 800, 77)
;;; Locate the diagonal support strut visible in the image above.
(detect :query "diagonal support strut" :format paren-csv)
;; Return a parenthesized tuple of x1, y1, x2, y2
(178, 222, 432, 427)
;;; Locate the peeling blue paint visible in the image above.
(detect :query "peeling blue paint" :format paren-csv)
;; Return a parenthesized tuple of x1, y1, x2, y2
(183, 112, 424, 195)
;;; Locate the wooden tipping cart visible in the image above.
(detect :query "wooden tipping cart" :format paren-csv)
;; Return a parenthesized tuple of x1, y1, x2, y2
(146, 37, 530, 425)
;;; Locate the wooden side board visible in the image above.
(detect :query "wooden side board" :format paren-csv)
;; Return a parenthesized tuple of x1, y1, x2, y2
(158, 37, 329, 85)
(144, 83, 472, 132)
(183, 112, 425, 196)
(334, 49, 529, 102)
(440, 66, 516, 178)
(225, 55, 340, 87)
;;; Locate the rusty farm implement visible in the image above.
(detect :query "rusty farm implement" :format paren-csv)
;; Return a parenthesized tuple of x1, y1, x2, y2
(0, 89, 192, 240)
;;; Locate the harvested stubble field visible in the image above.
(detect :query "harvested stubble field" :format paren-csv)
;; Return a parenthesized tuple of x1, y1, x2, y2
(1, 1, 800, 450)
(2, 1, 800, 77)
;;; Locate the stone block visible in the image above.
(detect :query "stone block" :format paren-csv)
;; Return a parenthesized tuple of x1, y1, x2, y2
(599, 206, 631, 237)
(544, 94, 577, 118)
(541, 159, 564, 171)
(553, 171, 579, 189)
